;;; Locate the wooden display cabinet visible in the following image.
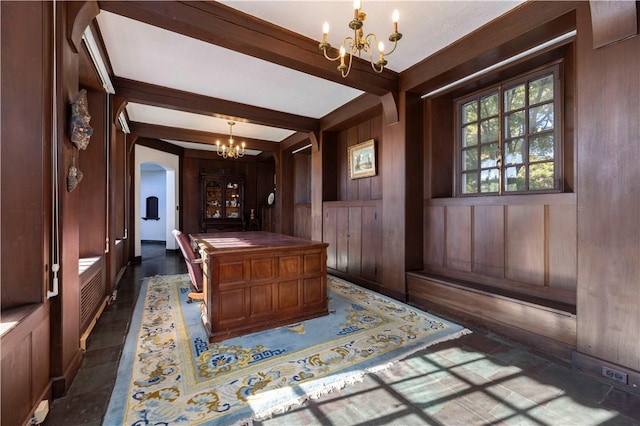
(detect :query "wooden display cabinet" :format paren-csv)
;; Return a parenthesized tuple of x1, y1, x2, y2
(200, 173, 245, 232)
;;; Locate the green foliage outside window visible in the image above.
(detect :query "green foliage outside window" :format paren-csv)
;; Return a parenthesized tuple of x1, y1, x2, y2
(458, 67, 559, 195)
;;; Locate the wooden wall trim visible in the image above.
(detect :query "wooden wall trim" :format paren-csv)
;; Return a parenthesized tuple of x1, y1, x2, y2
(320, 94, 381, 131)
(279, 131, 312, 153)
(589, 1, 638, 49)
(112, 95, 127, 125)
(380, 92, 399, 125)
(323, 200, 380, 208)
(427, 193, 576, 207)
(66, 0, 99, 53)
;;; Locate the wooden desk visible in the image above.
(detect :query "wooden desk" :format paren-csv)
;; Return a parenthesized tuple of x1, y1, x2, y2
(191, 231, 329, 342)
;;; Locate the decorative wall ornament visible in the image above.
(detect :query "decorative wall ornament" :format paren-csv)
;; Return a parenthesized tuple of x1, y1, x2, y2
(348, 139, 376, 179)
(69, 89, 93, 150)
(67, 157, 83, 192)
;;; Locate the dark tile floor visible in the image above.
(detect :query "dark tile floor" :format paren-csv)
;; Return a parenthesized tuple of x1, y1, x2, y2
(44, 242, 640, 426)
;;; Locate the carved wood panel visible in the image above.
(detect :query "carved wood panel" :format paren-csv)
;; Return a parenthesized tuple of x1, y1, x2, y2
(446, 206, 472, 272)
(277, 280, 300, 309)
(507, 205, 545, 285)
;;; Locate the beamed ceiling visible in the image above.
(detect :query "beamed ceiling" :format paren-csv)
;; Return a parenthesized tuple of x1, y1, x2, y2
(89, 1, 525, 156)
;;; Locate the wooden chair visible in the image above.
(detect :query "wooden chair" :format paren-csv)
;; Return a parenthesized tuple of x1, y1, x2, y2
(172, 229, 204, 303)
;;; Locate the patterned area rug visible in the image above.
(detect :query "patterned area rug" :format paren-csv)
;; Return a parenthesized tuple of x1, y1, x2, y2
(104, 274, 469, 425)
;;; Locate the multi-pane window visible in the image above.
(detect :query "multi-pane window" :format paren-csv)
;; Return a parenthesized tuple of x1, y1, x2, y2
(458, 66, 560, 195)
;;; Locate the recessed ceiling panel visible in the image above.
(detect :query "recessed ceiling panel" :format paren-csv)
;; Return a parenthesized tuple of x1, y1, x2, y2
(127, 103, 295, 142)
(221, 1, 525, 72)
(162, 139, 263, 156)
(97, 10, 363, 119)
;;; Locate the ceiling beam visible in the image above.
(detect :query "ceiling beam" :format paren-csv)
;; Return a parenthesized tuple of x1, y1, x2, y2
(99, 0, 398, 95)
(130, 122, 280, 152)
(280, 132, 313, 153)
(135, 137, 185, 156)
(400, 1, 580, 94)
(320, 93, 382, 131)
(114, 77, 318, 133)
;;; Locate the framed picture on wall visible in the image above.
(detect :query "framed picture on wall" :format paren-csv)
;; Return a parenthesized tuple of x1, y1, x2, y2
(348, 139, 376, 179)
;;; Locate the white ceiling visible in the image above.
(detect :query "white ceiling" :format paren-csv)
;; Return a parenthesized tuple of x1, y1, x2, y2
(95, 1, 524, 155)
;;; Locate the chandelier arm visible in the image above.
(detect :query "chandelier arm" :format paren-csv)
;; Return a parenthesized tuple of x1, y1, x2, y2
(384, 39, 400, 56)
(322, 48, 342, 62)
(364, 33, 380, 49)
(342, 50, 354, 78)
(319, 7, 401, 77)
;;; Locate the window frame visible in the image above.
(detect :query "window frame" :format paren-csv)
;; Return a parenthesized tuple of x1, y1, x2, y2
(454, 63, 563, 197)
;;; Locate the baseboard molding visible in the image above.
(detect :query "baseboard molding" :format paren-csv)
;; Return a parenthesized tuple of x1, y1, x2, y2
(572, 351, 640, 396)
(80, 295, 110, 351)
(114, 264, 127, 286)
(51, 347, 83, 399)
(327, 269, 384, 296)
(141, 240, 166, 244)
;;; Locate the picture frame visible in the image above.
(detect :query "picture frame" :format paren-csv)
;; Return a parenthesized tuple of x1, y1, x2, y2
(348, 139, 376, 179)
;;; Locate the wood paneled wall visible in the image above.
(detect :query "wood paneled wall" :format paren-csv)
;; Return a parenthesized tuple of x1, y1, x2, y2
(181, 153, 271, 235)
(79, 88, 107, 257)
(575, 3, 640, 371)
(1, 1, 50, 309)
(1, 2, 54, 423)
(293, 153, 311, 204)
(323, 201, 381, 286)
(1, 305, 51, 426)
(424, 195, 577, 304)
(335, 117, 383, 201)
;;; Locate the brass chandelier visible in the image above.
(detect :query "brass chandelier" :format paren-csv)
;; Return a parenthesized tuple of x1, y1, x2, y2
(215, 121, 245, 159)
(319, 0, 402, 78)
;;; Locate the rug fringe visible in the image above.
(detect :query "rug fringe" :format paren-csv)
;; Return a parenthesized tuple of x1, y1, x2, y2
(234, 328, 473, 426)
(234, 372, 371, 426)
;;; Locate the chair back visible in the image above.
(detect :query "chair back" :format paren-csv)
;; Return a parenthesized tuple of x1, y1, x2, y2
(172, 229, 203, 292)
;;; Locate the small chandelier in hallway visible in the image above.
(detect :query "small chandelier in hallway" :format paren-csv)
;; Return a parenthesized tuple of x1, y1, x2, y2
(319, 0, 402, 78)
(216, 121, 245, 159)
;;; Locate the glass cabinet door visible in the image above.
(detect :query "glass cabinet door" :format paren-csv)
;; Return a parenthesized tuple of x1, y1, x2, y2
(225, 180, 241, 219)
(204, 179, 223, 219)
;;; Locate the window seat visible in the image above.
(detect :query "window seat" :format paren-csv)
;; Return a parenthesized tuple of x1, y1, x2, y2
(79, 256, 102, 276)
(406, 270, 577, 356)
(1, 303, 42, 338)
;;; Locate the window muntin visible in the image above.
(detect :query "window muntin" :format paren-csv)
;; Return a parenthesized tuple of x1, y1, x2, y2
(457, 66, 560, 196)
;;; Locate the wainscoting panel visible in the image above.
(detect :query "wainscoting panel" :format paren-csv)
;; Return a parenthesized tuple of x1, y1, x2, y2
(506, 205, 545, 286)
(424, 194, 577, 304)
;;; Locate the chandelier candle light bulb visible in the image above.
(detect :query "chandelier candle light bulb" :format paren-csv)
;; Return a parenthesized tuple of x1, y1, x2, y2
(393, 10, 399, 33)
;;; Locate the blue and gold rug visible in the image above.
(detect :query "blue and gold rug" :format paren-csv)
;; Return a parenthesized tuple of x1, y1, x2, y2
(104, 274, 469, 425)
